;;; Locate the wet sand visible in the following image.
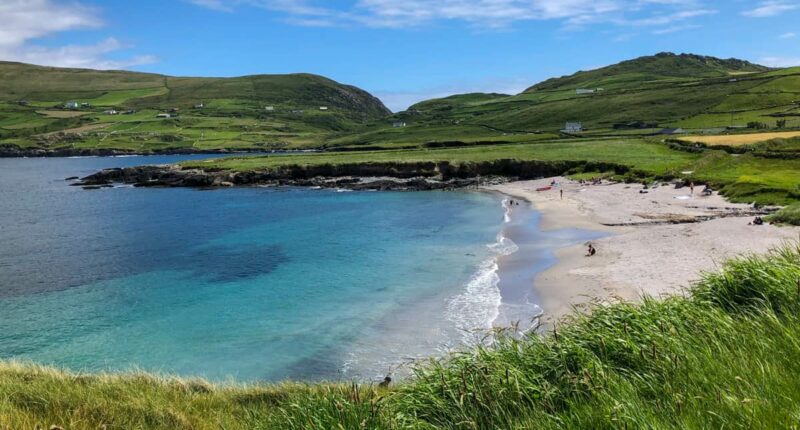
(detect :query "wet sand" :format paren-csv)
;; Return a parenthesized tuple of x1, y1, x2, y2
(489, 178, 800, 321)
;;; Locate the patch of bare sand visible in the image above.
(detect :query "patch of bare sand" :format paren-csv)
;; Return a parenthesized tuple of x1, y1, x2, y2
(487, 178, 800, 320)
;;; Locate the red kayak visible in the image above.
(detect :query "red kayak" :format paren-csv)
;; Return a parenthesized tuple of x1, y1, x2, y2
(536, 186, 552, 192)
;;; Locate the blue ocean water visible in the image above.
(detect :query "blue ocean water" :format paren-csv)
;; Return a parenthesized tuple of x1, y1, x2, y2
(0, 156, 508, 381)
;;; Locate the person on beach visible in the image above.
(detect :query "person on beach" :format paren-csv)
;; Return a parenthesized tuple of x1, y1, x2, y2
(560, 189, 563, 200)
(586, 244, 596, 257)
(690, 182, 695, 195)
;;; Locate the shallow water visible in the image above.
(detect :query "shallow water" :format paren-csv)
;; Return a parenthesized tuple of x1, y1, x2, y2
(0, 156, 513, 381)
(0, 157, 604, 381)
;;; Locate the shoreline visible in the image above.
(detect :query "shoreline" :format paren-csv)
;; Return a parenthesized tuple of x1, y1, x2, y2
(0, 147, 318, 158)
(488, 177, 800, 321)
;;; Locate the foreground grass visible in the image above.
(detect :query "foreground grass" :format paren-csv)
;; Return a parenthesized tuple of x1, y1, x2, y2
(2, 244, 800, 429)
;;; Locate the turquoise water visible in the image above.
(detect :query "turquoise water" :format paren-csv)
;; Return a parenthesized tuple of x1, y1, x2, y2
(0, 156, 507, 381)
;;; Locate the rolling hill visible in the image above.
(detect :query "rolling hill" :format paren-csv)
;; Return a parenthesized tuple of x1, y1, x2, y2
(3, 52, 800, 157)
(328, 52, 799, 150)
(0, 62, 389, 154)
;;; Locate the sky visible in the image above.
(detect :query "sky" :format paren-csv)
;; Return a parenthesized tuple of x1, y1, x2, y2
(1, 0, 799, 111)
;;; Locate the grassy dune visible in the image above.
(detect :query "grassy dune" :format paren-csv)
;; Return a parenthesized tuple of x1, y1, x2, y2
(2, 244, 799, 429)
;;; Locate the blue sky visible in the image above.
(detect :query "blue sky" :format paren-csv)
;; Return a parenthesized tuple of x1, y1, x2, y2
(1, 0, 799, 111)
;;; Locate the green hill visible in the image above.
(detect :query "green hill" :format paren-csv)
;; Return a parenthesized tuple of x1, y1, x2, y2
(345, 52, 798, 146)
(0, 62, 389, 153)
(525, 52, 770, 93)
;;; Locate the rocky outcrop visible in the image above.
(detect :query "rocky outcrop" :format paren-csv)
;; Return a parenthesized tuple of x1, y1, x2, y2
(75, 159, 630, 191)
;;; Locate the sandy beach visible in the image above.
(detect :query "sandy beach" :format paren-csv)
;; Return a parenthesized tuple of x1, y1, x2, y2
(488, 178, 800, 321)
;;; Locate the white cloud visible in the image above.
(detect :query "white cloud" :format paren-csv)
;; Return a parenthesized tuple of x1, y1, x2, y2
(742, 1, 798, 17)
(10, 37, 157, 69)
(0, 0, 156, 69)
(186, 0, 234, 12)
(759, 56, 800, 67)
(652, 24, 701, 34)
(779, 31, 797, 38)
(189, 0, 714, 32)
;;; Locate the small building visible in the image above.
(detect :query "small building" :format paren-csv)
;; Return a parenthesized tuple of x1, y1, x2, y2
(64, 101, 79, 109)
(169, 107, 179, 113)
(17, 100, 29, 106)
(156, 113, 172, 119)
(81, 102, 91, 108)
(392, 121, 407, 128)
(728, 78, 738, 83)
(576, 89, 595, 95)
(265, 106, 274, 111)
(562, 122, 583, 133)
(123, 109, 137, 115)
(104, 109, 118, 115)
(319, 106, 328, 111)
(659, 128, 685, 135)
(291, 109, 304, 114)
(194, 103, 204, 109)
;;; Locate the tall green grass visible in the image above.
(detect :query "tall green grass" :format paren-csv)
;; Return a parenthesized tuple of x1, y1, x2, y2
(2, 244, 800, 429)
(767, 204, 800, 226)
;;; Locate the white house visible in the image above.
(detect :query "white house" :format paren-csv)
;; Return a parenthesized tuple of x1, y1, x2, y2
(265, 106, 274, 111)
(104, 109, 118, 115)
(576, 89, 595, 95)
(64, 101, 79, 109)
(563, 122, 583, 133)
(194, 103, 204, 109)
(319, 106, 328, 111)
(156, 113, 172, 118)
(392, 121, 407, 128)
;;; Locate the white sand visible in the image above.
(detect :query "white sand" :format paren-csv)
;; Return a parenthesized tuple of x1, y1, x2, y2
(488, 178, 800, 320)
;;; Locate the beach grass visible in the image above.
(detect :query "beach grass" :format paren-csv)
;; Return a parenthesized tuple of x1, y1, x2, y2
(767, 203, 800, 225)
(2, 244, 800, 429)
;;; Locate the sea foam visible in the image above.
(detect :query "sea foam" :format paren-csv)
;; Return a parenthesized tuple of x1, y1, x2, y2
(446, 230, 518, 345)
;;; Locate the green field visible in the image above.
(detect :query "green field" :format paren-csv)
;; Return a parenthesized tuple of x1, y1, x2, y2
(2, 245, 799, 429)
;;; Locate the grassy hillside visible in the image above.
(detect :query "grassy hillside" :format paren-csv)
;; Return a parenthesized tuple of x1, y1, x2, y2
(4, 53, 800, 153)
(0, 62, 390, 152)
(339, 52, 800, 148)
(2, 244, 799, 429)
(525, 52, 769, 92)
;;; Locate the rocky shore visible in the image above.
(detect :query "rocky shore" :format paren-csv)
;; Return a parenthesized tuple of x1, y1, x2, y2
(73, 160, 631, 191)
(74, 164, 506, 191)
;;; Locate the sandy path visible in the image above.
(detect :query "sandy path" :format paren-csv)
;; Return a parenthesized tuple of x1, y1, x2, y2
(487, 178, 800, 320)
